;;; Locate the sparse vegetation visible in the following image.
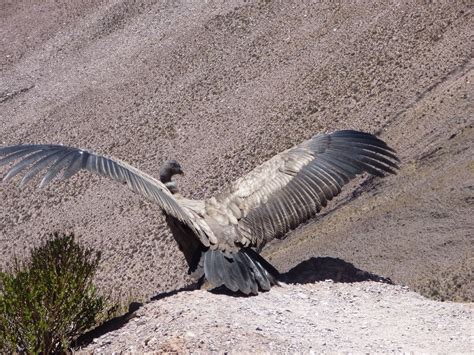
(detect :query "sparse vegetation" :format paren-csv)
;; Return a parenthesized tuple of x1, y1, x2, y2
(419, 261, 474, 302)
(0, 232, 109, 354)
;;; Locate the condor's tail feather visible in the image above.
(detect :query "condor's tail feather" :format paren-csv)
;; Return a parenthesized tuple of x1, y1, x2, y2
(201, 248, 279, 295)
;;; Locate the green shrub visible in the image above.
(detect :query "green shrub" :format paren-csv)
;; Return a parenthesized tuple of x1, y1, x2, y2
(0, 232, 108, 354)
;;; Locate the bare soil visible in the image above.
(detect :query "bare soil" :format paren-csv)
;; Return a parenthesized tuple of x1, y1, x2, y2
(0, 1, 473, 352)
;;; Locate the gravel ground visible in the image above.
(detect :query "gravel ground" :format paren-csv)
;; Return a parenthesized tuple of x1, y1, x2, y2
(79, 281, 472, 353)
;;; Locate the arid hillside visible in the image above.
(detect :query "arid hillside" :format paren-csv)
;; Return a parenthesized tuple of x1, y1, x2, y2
(1, 0, 472, 307)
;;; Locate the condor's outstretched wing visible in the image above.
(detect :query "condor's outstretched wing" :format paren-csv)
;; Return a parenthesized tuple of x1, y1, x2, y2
(213, 130, 399, 249)
(0, 144, 209, 241)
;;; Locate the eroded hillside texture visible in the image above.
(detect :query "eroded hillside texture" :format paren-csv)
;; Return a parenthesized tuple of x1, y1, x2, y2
(1, 1, 472, 302)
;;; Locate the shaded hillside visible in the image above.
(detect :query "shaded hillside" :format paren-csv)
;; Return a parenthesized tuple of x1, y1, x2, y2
(0, 1, 472, 303)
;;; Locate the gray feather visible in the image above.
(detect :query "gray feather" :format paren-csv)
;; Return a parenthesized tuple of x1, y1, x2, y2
(214, 130, 399, 248)
(0, 143, 206, 243)
(19, 150, 63, 187)
(39, 151, 75, 188)
(3, 150, 48, 182)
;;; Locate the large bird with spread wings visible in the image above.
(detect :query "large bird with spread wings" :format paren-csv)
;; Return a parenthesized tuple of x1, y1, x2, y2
(0, 130, 399, 294)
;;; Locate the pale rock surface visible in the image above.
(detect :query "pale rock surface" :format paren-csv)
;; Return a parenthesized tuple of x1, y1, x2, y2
(80, 282, 472, 353)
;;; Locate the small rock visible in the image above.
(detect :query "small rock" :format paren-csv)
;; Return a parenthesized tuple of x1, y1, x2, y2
(185, 331, 196, 338)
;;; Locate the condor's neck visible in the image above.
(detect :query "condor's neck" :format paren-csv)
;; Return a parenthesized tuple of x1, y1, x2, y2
(159, 169, 172, 184)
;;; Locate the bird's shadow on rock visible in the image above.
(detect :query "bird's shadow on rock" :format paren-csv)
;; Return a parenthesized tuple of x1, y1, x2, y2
(279, 256, 392, 285)
(193, 256, 392, 298)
